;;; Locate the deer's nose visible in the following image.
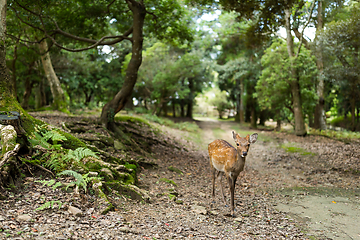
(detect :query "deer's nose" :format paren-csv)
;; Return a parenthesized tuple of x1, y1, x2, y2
(242, 151, 247, 156)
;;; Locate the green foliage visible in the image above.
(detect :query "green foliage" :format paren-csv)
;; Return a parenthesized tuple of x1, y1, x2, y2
(309, 128, 360, 141)
(141, 114, 200, 132)
(208, 88, 232, 119)
(28, 132, 51, 149)
(35, 179, 63, 190)
(255, 39, 318, 122)
(318, 2, 360, 129)
(114, 115, 151, 127)
(35, 200, 63, 211)
(281, 145, 316, 156)
(57, 170, 87, 192)
(63, 147, 98, 163)
(124, 163, 137, 171)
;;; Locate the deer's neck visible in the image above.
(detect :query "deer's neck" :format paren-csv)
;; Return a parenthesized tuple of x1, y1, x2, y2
(236, 151, 246, 171)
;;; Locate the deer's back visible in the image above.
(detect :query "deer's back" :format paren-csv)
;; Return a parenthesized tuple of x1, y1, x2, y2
(208, 139, 237, 171)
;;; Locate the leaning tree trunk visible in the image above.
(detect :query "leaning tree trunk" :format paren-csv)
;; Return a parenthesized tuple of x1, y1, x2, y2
(314, 0, 327, 130)
(0, 0, 22, 195)
(100, 1, 146, 129)
(38, 40, 68, 112)
(285, 8, 307, 136)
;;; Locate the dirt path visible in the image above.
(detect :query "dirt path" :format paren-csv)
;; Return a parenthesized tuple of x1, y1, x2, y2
(1, 114, 359, 239)
(197, 119, 360, 240)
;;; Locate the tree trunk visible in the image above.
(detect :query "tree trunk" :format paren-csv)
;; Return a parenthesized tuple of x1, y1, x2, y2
(180, 99, 185, 117)
(0, 0, 14, 104)
(186, 78, 194, 118)
(276, 119, 281, 131)
(100, 1, 145, 129)
(21, 77, 34, 109)
(285, 8, 307, 136)
(239, 78, 244, 123)
(0, 0, 23, 194)
(172, 100, 176, 118)
(162, 101, 168, 117)
(10, 45, 18, 100)
(313, 0, 327, 130)
(35, 78, 46, 109)
(350, 98, 355, 131)
(235, 78, 240, 122)
(38, 40, 68, 112)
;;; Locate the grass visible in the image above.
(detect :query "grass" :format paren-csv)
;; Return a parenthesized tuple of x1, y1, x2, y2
(114, 115, 151, 127)
(140, 114, 200, 133)
(309, 128, 360, 141)
(281, 144, 316, 156)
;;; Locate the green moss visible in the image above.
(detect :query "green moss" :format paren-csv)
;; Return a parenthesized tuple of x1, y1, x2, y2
(159, 178, 177, 186)
(124, 163, 137, 171)
(168, 166, 183, 175)
(105, 181, 147, 202)
(101, 202, 115, 215)
(85, 161, 103, 172)
(114, 115, 151, 127)
(281, 145, 316, 156)
(54, 129, 86, 150)
(168, 194, 176, 201)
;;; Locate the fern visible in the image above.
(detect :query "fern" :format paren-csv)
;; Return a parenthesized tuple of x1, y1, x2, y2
(43, 153, 64, 171)
(29, 132, 51, 149)
(35, 200, 63, 211)
(58, 170, 87, 192)
(43, 130, 67, 144)
(63, 147, 98, 163)
(37, 179, 56, 187)
(35, 179, 63, 190)
(52, 182, 63, 190)
(83, 173, 102, 185)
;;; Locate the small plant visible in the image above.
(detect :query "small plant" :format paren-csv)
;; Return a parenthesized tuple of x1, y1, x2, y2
(58, 170, 87, 192)
(43, 130, 67, 146)
(281, 145, 316, 156)
(168, 166, 183, 175)
(63, 147, 98, 163)
(57, 170, 102, 193)
(35, 200, 63, 211)
(159, 178, 177, 186)
(36, 179, 63, 190)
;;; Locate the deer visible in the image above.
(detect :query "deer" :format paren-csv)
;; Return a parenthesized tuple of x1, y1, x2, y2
(208, 131, 258, 216)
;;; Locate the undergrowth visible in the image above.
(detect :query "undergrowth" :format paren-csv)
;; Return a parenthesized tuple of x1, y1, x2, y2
(309, 128, 360, 141)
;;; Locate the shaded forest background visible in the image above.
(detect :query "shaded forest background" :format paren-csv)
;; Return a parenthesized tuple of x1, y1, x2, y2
(4, 0, 360, 133)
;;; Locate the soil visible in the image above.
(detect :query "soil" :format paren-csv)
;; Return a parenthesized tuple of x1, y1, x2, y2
(1, 112, 360, 240)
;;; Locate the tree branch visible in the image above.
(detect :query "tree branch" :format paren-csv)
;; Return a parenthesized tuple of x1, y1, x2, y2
(0, 144, 20, 169)
(13, 0, 133, 52)
(295, 0, 316, 58)
(293, 28, 309, 49)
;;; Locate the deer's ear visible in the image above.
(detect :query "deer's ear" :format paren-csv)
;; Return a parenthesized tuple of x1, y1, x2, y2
(232, 131, 237, 140)
(249, 133, 258, 144)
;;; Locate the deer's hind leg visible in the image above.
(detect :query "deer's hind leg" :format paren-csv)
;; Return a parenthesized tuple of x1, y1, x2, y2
(217, 171, 227, 206)
(211, 166, 216, 202)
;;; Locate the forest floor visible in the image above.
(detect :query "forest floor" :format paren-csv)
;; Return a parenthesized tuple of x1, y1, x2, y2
(1, 112, 360, 240)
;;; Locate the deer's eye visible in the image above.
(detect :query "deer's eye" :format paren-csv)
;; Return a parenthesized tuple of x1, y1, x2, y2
(236, 143, 239, 146)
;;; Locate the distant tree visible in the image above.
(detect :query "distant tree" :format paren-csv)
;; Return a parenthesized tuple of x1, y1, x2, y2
(319, 2, 360, 131)
(209, 88, 232, 119)
(255, 39, 318, 129)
